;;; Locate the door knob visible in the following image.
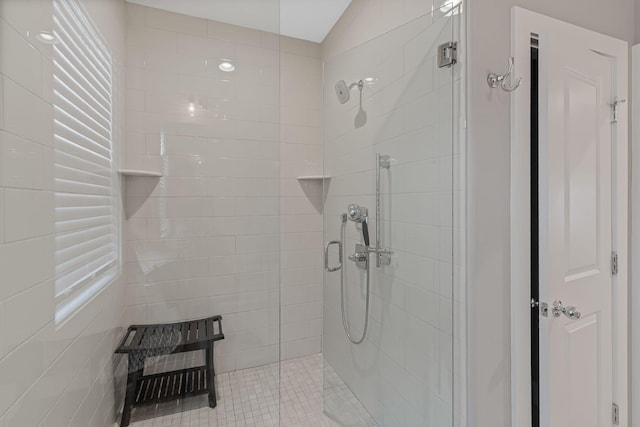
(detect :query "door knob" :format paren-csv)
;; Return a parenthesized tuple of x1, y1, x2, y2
(552, 300, 581, 319)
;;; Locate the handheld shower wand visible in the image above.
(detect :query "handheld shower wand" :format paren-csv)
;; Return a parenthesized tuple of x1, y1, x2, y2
(347, 203, 369, 246)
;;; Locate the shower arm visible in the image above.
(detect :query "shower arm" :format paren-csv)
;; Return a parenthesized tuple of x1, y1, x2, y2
(350, 80, 364, 91)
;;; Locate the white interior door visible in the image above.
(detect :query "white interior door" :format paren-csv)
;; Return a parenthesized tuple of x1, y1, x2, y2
(539, 27, 614, 427)
(511, 8, 628, 427)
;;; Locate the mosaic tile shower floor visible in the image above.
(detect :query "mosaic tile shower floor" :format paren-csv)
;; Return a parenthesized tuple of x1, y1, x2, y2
(128, 353, 377, 427)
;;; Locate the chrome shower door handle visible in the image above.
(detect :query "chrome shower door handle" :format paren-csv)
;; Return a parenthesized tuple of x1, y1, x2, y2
(325, 240, 343, 272)
(552, 300, 581, 319)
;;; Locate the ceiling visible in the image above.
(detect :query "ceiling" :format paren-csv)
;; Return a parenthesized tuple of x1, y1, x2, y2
(126, 0, 352, 43)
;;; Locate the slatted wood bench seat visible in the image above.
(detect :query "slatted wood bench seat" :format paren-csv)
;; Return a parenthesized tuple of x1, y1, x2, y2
(115, 315, 224, 426)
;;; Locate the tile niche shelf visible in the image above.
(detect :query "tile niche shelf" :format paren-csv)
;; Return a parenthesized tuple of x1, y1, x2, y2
(118, 169, 162, 177)
(296, 175, 331, 181)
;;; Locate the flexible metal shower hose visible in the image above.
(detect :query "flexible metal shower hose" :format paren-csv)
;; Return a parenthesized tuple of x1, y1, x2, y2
(339, 217, 370, 345)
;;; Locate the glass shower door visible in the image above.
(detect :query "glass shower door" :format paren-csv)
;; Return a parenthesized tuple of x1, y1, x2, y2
(322, 6, 457, 426)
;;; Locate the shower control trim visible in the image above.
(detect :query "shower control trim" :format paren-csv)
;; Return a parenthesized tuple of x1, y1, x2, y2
(349, 244, 369, 270)
(347, 246, 393, 269)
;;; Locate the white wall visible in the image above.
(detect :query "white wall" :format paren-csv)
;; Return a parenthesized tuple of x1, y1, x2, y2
(0, 0, 126, 425)
(122, 4, 324, 372)
(466, 1, 634, 427)
(321, 1, 463, 425)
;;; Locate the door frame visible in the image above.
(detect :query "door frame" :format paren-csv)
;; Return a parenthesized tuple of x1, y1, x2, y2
(510, 7, 629, 427)
(631, 43, 640, 427)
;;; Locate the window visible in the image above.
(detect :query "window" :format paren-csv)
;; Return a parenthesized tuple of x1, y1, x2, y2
(53, 0, 118, 323)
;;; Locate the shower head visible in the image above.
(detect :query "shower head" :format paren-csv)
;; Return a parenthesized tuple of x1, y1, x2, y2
(335, 79, 365, 104)
(335, 80, 351, 104)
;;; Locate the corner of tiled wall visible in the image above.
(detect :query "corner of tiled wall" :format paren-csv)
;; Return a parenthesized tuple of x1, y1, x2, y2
(279, 34, 324, 361)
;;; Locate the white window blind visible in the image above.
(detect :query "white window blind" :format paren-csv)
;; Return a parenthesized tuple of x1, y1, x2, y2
(53, 0, 118, 323)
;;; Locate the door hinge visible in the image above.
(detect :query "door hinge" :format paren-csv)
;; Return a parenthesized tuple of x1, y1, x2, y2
(438, 41, 457, 68)
(612, 252, 618, 275)
(611, 97, 626, 123)
(612, 402, 619, 425)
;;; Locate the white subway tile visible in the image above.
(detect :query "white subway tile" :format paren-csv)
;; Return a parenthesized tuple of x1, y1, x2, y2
(260, 31, 279, 50)
(0, 330, 48, 416)
(124, 304, 147, 325)
(0, 70, 4, 130)
(0, 19, 42, 95)
(0, 189, 4, 244)
(281, 267, 322, 287)
(4, 188, 54, 242)
(235, 271, 278, 293)
(282, 301, 322, 323)
(207, 20, 261, 46)
(2, 279, 54, 354)
(0, 235, 54, 300)
(281, 250, 320, 270)
(1, 0, 53, 56)
(405, 285, 439, 327)
(69, 370, 103, 427)
(0, 131, 53, 190)
(281, 284, 322, 306)
(125, 2, 145, 27)
(280, 214, 322, 233)
(280, 36, 309, 56)
(2, 76, 52, 146)
(125, 88, 145, 112)
(146, 7, 207, 36)
(281, 231, 321, 251)
(283, 336, 321, 359)
(127, 25, 178, 51)
(236, 234, 279, 254)
(235, 344, 278, 370)
(208, 294, 239, 315)
(234, 252, 279, 275)
(128, 281, 179, 305)
(235, 197, 279, 216)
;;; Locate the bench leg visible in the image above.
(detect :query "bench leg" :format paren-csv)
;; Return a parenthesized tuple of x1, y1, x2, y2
(206, 344, 217, 408)
(121, 359, 142, 427)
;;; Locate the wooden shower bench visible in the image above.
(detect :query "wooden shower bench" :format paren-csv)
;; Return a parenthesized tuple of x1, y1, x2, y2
(115, 315, 224, 426)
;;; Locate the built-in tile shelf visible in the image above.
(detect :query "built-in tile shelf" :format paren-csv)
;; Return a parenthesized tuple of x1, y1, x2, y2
(119, 169, 162, 177)
(297, 175, 331, 181)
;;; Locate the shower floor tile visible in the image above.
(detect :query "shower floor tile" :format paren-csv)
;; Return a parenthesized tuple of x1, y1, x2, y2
(128, 353, 377, 427)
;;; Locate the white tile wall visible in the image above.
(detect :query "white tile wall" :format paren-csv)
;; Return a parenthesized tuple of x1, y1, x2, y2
(0, 188, 4, 244)
(322, 5, 460, 426)
(123, 5, 324, 375)
(0, 0, 126, 425)
(278, 39, 324, 361)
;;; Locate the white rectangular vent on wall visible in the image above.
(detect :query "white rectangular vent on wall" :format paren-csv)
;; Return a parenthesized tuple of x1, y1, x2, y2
(53, 0, 118, 323)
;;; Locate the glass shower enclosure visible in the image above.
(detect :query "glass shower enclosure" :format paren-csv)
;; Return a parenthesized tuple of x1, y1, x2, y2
(322, 6, 458, 426)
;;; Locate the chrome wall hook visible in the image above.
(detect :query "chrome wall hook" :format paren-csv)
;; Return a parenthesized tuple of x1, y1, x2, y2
(487, 57, 522, 92)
